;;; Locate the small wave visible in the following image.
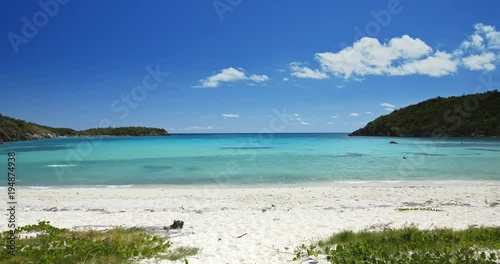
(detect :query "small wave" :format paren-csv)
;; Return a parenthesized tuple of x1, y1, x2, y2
(106, 185, 133, 188)
(29, 186, 52, 189)
(380, 180, 401, 184)
(337, 181, 369, 184)
(46, 164, 78, 167)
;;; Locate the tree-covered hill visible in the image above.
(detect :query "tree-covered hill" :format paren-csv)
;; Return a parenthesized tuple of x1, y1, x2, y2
(0, 114, 169, 142)
(350, 90, 500, 137)
(81, 127, 169, 137)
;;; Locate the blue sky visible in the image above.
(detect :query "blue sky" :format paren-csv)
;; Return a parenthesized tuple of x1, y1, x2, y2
(1, 0, 500, 133)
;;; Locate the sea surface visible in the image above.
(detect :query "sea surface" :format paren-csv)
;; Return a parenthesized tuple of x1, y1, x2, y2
(2, 133, 500, 186)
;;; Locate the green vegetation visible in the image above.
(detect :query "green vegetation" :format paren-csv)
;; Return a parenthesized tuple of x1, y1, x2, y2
(294, 225, 500, 263)
(0, 114, 168, 142)
(350, 90, 500, 137)
(81, 127, 168, 137)
(0, 221, 197, 264)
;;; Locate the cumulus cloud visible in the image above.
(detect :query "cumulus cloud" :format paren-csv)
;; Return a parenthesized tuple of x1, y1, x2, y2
(365, 111, 372, 114)
(282, 77, 289, 81)
(249, 74, 269, 82)
(196, 67, 269, 88)
(462, 53, 496, 71)
(222, 113, 240, 118)
(349, 113, 359, 117)
(380, 103, 395, 108)
(315, 35, 445, 79)
(461, 23, 500, 51)
(297, 24, 500, 81)
(459, 24, 500, 71)
(461, 33, 485, 50)
(289, 62, 329, 79)
(388, 51, 458, 77)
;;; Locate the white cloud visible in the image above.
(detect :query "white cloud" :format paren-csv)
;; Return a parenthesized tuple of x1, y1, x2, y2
(315, 35, 441, 79)
(461, 33, 485, 50)
(462, 52, 496, 71)
(365, 111, 372, 114)
(336, 84, 344, 88)
(389, 51, 458, 77)
(380, 103, 395, 108)
(385, 108, 394, 111)
(458, 24, 500, 71)
(300, 24, 500, 80)
(462, 23, 500, 51)
(222, 113, 240, 118)
(289, 62, 329, 79)
(326, 122, 335, 125)
(197, 67, 245, 88)
(196, 67, 269, 88)
(286, 113, 311, 125)
(331, 115, 338, 119)
(349, 113, 359, 117)
(249, 74, 269, 82)
(282, 77, 289, 81)
(175, 126, 215, 131)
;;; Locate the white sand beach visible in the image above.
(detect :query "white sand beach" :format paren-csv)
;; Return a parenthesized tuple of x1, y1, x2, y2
(5, 182, 500, 263)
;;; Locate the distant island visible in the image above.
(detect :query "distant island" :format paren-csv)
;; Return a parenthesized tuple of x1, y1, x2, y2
(350, 90, 500, 137)
(0, 114, 169, 143)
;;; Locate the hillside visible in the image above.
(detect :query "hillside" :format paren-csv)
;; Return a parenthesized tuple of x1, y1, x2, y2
(350, 90, 500, 137)
(0, 114, 169, 142)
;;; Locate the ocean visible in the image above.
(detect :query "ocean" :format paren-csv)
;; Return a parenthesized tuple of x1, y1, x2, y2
(2, 133, 500, 186)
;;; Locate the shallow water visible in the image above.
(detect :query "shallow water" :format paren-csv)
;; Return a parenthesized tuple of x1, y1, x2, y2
(2, 133, 500, 186)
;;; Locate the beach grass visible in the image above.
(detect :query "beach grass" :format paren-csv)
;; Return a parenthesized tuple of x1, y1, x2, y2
(0, 221, 198, 264)
(294, 225, 500, 263)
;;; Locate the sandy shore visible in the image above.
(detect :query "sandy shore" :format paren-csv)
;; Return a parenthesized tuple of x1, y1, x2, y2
(3, 181, 500, 263)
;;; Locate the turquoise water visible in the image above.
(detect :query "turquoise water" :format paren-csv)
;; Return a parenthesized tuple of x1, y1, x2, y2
(2, 134, 500, 186)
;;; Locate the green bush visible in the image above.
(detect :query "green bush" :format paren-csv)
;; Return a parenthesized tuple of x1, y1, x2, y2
(0, 221, 197, 264)
(294, 226, 500, 263)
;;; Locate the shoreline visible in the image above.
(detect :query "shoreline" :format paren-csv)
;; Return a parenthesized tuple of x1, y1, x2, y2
(9, 179, 500, 190)
(4, 182, 500, 263)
